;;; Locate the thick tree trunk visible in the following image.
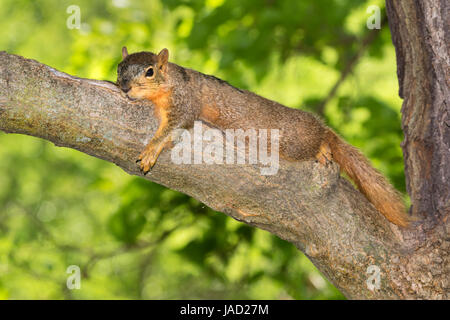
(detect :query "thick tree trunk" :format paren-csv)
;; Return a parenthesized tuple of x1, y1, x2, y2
(384, 0, 449, 298)
(0, 0, 448, 299)
(386, 0, 449, 225)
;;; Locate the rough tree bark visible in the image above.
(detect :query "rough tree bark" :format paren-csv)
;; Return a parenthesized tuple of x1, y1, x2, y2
(0, 0, 448, 299)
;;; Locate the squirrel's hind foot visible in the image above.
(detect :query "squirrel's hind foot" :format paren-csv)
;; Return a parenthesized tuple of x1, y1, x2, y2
(315, 141, 333, 167)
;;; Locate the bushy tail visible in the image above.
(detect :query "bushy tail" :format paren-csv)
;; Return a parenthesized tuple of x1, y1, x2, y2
(326, 129, 410, 227)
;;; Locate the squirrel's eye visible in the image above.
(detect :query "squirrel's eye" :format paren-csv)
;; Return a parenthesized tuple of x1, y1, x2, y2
(145, 67, 154, 78)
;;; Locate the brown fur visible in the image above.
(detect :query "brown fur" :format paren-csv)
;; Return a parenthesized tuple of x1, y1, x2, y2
(326, 129, 410, 227)
(117, 47, 411, 227)
(200, 104, 220, 123)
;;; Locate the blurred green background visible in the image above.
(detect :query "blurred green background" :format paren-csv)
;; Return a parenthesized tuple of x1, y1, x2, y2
(0, 0, 405, 299)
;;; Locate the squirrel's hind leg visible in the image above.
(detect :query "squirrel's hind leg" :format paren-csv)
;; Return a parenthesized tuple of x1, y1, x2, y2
(315, 141, 333, 167)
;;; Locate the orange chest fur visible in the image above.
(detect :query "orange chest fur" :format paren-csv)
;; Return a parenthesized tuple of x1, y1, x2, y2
(145, 88, 173, 126)
(146, 88, 172, 112)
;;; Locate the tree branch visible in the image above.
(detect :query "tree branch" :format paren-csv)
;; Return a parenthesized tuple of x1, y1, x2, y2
(0, 51, 446, 299)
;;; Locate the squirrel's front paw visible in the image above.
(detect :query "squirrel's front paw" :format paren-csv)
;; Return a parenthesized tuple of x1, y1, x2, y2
(137, 148, 158, 174)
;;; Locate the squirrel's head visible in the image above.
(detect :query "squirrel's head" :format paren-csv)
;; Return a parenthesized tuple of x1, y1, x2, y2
(117, 47, 170, 100)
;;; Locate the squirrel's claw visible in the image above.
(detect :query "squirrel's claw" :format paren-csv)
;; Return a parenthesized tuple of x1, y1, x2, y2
(315, 142, 333, 167)
(139, 165, 150, 175)
(137, 149, 158, 175)
(139, 163, 151, 175)
(139, 160, 152, 175)
(137, 138, 169, 175)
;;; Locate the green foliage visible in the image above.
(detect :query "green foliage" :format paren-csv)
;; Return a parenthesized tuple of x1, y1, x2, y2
(0, 0, 404, 299)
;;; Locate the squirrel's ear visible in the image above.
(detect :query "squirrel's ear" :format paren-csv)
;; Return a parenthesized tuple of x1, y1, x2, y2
(157, 48, 169, 72)
(122, 46, 129, 60)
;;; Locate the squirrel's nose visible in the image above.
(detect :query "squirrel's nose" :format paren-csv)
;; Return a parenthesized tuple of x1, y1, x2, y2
(121, 87, 131, 93)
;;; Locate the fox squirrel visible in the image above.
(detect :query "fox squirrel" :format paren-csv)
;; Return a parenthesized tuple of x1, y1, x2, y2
(117, 47, 410, 227)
